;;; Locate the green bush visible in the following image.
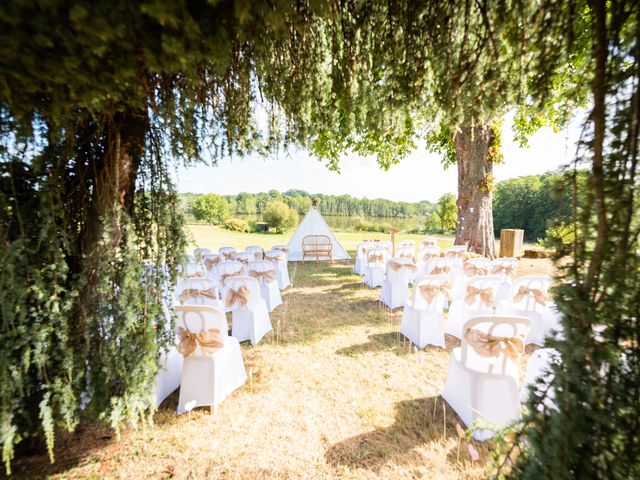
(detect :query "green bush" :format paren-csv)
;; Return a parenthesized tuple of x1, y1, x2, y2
(354, 220, 390, 233)
(540, 222, 575, 249)
(191, 194, 232, 225)
(223, 218, 250, 232)
(263, 201, 298, 233)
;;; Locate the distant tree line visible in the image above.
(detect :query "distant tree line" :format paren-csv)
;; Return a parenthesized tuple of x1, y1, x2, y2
(180, 189, 435, 220)
(492, 170, 586, 241)
(181, 169, 581, 240)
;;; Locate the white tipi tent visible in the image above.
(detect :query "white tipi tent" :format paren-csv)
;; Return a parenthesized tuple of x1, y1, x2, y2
(285, 207, 351, 261)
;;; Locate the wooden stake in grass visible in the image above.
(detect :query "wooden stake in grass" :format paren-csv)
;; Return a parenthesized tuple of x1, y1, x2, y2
(442, 402, 446, 439)
(432, 396, 438, 420)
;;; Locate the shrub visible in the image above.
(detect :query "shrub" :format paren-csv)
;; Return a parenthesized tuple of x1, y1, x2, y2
(354, 220, 390, 233)
(539, 222, 575, 250)
(263, 201, 298, 233)
(223, 218, 249, 232)
(191, 194, 232, 225)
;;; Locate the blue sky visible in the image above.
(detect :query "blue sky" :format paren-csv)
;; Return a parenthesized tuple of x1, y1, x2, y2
(175, 112, 583, 203)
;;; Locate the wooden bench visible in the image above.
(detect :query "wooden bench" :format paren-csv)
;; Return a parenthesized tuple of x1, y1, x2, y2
(302, 235, 333, 263)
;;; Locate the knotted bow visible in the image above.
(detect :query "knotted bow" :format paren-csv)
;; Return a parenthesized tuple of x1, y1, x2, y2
(513, 286, 548, 306)
(463, 263, 489, 277)
(368, 253, 385, 263)
(430, 265, 451, 275)
(204, 257, 222, 270)
(223, 252, 237, 260)
(225, 285, 250, 308)
(179, 287, 218, 304)
(238, 257, 250, 265)
(464, 328, 524, 361)
(177, 327, 224, 357)
(446, 250, 466, 259)
(399, 252, 414, 260)
(219, 269, 243, 285)
(492, 264, 516, 276)
(268, 254, 285, 262)
(419, 282, 452, 303)
(274, 247, 289, 254)
(464, 286, 494, 307)
(389, 261, 417, 272)
(422, 253, 439, 261)
(422, 239, 437, 247)
(249, 269, 276, 283)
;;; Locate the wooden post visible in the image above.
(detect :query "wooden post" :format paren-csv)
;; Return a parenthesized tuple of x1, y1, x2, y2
(499, 229, 524, 258)
(390, 227, 400, 257)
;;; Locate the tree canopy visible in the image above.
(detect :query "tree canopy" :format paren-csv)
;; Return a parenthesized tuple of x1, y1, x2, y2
(1, 0, 639, 477)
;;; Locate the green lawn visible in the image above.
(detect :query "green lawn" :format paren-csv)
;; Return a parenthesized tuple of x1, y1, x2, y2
(186, 224, 456, 254)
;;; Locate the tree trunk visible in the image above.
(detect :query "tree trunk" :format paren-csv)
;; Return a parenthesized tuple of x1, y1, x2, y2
(76, 107, 148, 356)
(453, 124, 497, 258)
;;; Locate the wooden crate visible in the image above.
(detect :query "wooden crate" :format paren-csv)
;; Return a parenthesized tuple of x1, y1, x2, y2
(499, 229, 525, 258)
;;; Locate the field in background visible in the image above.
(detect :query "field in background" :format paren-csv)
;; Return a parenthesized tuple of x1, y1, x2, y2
(185, 224, 456, 253)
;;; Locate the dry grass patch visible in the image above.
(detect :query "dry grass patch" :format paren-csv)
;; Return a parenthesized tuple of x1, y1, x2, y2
(12, 255, 553, 479)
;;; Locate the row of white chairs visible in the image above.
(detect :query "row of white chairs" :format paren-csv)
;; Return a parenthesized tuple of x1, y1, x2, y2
(160, 244, 294, 414)
(441, 314, 559, 440)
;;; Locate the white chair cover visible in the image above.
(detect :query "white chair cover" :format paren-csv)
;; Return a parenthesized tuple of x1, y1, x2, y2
(177, 276, 225, 313)
(520, 347, 559, 410)
(379, 257, 415, 309)
(218, 246, 237, 261)
(396, 246, 415, 261)
(225, 276, 272, 345)
(451, 258, 493, 300)
(496, 275, 555, 345)
(399, 275, 450, 348)
(354, 242, 372, 276)
(154, 347, 183, 407)
(272, 244, 289, 260)
(491, 257, 519, 304)
(175, 305, 247, 414)
(248, 260, 282, 312)
(265, 250, 291, 289)
(443, 315, 531, 439)
(193, 247, 212, 262)
(202, 253, 224, 283)
(446, 275, 503, 339)
(398, 240, 415, 249)
(235, 252, 254, 273)
(421, 236, 438, 248)
(363, 248, 388, 288)
(245, 245, 265, 260)
(416, 246, 441, 275)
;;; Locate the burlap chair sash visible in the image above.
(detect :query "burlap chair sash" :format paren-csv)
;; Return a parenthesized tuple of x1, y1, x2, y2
(204, 257, 222, 269)
(399, 252, 414, 260)
(422, 239, 437, 247)
(225, 285, 250, 308)
(419, 282, 452, 303)
(388, 261, 417, 272)
(179, 287, 218, 304)
(430, 265, 451, 275)
(238, 257, 250, 265)
(464, 285, 494, 307)
(274, 246, 289, 254)
(492, 264, 516, 276)
(464, 328, 524, 361)
(219, 269, 243, 285)
(178, 327, 224, 357)
(463, 263, 489, 277)
(446, 250, 466, 259)
(513, 286, 548, 306)
(222, 252, 237, 260)
(422, 253, 439, 261)
(268, 254, 285, 262)
(249, 269, 276, 284)
(368, 253, 385, 263)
